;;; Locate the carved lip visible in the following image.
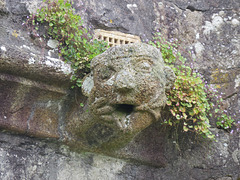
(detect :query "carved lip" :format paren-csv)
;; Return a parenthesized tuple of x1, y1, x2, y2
(110, 97, 140, 106)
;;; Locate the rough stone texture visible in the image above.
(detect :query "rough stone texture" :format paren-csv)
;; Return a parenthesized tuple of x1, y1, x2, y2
(0, 0, 72, 88)
(78, 43, 175, 151)
(78, 0, 240, 125)
(0, 132, 129, 180)
(0, 0, 72, 138)
(0, 0, 240, 179)
(1, 126, 240, 179)
(0, 77, 64, 138)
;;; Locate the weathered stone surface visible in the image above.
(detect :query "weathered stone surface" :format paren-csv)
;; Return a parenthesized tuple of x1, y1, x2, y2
(0, 0, 73, 138)
(0, 75, 66, 138)
(1, 126, 240, 180)
(80, 0, 240, 121)
(0, 132, 129, 180)
(80, 0, 156, 38)
(0, 0, 72, 88)
(0, 0, 240, 179)
(0, 44, 72, 88)
(79, 43, 175, 150)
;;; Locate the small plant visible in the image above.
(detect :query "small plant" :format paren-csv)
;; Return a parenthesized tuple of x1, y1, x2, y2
(216, 114, 235, 130)
(24, 0, 108, 88)
(149, 32, 235, 139)
(205, 84, 236, 132)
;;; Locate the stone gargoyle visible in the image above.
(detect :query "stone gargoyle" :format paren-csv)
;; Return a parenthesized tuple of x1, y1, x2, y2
(72, 43, 176, 150)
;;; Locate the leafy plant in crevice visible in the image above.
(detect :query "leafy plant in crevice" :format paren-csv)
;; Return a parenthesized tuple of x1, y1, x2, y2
(23, 0, 108, 88)
(148, 32, 235, 139)
(215, 113, 235, 130)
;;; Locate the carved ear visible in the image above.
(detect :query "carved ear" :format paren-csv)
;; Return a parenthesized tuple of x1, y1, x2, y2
(81, 74, 94, 97)
(164, 66, 176, 91)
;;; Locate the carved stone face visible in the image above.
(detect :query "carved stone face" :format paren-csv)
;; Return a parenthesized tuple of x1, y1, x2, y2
(82, 43, 175, 146)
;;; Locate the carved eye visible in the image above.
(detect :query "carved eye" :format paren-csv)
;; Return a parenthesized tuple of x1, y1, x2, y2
(135, 61, 152, 73)
(99, 67, 115, 80)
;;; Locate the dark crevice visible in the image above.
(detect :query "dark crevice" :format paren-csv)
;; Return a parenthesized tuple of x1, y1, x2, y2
(186, 5, 208, 12)
(171, 2, 209, 12)
(90, 19, 129, 33)
(186, 5, 197, 12)
(115, 104, 134, 115)
(223, 91, 238, 100)
(0, 10, 9, 16)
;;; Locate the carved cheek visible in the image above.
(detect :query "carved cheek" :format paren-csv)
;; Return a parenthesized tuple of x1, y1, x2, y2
(139, 78, 164, 103)
(93, 75, 116, 98)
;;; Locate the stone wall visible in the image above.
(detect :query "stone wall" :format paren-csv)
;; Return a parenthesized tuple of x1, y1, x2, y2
(0, 0, 240, 179)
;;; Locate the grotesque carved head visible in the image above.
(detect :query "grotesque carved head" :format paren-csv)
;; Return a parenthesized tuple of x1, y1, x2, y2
(81, 43, 175, 147)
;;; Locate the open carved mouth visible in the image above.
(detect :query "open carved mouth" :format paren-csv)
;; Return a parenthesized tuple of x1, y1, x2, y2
(115, 104, 135, 115)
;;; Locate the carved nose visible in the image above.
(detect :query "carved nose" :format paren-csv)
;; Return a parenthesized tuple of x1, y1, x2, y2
(114, 71, 135, 92)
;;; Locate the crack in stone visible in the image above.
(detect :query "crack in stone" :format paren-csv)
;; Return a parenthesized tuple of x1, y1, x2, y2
(186, 5, 208, 12)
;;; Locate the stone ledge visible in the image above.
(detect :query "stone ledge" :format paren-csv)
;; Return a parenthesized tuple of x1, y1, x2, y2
(0, 43, 72, 88)
(0, 73, 67, 94)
